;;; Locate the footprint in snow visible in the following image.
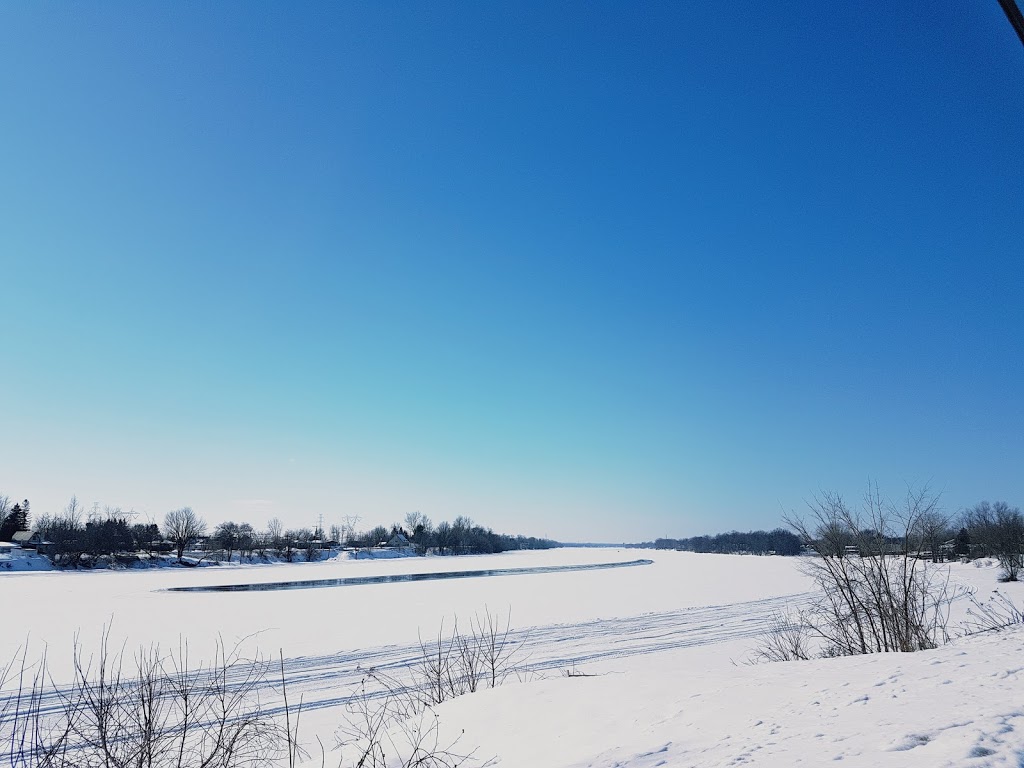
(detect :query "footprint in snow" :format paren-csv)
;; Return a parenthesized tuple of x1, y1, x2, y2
(889, 733, 931, 751)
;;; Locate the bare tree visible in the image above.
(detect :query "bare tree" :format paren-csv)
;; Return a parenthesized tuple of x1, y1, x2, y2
(284, 528, 314, 562)
(64, 495, 84, 528)
(253, 530, 270, 559)
(470, 609, 525, 689)
(404, 511, 425, 532)
(434, 522, 453, 556)
(963, 501, 1024, 581)
(237, 523, 256, 560)
(163, 507, 206, 562)
(266, 517, 284, 557)
(0, 495, 10, 531)
(292, 527, 319, 562)
(213, 520, 241, 562)
(781, 483, 960, 657)
(40, 496, 88, 566)
(914, 508, 952, 563)
(405, 512, 433, 554)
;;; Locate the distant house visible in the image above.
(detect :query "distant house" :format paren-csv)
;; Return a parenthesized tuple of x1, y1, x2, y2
(386, 533, 414, 551)
(11, 531, 52, 553)
(12, 536, 54, 552)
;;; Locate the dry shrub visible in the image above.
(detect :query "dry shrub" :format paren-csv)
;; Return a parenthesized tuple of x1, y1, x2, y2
(760, 484, 966, 661)
(0, 629, 301, 768)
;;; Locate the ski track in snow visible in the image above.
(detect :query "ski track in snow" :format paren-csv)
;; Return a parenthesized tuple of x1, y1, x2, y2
(275, 590, 817, 715)
(0, 591, 816, 728)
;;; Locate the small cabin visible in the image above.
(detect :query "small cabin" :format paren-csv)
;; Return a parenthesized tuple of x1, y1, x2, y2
(386, 533, 414, 550)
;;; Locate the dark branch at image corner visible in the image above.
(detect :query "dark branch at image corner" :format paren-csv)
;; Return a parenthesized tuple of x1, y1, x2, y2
(998, 0, 1024, 47)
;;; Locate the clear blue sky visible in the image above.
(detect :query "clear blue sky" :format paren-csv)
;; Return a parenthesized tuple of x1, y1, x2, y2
(1, 2, 1021, 542)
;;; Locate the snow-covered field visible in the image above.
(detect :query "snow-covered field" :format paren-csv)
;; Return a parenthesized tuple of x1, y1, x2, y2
(2, 548, 1023, 766)
(440, 622, 1024, 768)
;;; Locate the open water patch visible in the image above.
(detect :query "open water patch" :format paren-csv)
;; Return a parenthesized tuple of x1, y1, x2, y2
(165, 558, 653, 593)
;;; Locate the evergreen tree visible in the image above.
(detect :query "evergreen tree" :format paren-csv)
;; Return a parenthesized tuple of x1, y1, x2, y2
(0, 503, 30, 541)
(131, 522, 161, 552)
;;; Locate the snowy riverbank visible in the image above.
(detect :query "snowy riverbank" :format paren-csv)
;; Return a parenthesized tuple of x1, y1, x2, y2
(3, 549, 1022, 766)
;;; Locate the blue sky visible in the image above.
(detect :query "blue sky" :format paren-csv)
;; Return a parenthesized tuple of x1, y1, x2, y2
(1, 2, 1021, 542)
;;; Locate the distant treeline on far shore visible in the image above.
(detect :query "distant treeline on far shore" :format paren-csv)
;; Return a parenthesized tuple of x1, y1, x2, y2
(629, 528, 802, 556)
(0, 494, 559, 568)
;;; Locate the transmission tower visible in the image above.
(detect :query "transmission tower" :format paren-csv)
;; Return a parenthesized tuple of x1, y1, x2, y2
(342, 514, 361, 544)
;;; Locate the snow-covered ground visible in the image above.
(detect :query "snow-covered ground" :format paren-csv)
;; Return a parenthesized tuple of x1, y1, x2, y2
(2, 549, 1023, 766)
(437, 623, 1024, 767)
(0, 546, 55, 572)
(0, 548, 811, 677)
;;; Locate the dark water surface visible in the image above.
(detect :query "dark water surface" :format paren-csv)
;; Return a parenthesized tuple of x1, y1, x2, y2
(165, 558, 653, 593)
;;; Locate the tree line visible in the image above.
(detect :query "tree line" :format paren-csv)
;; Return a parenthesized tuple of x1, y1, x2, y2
(624, 496, 1024, 577)
(2, 493, 557, 567)
(755, 485, 1024, 664)
(925, 500, 1023, 581)
(364, 511, 558, 556)
(634, 528, 803, 556)
(783, 497, 1023, 581)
